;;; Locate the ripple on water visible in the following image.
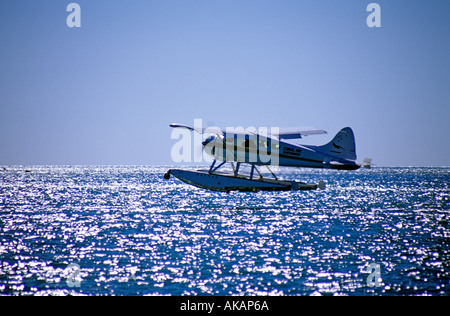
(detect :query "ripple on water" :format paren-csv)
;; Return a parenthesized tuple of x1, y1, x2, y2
(0, 166, 449, 295)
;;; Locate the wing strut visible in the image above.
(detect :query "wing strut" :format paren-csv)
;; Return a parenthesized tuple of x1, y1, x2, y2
(209, 160, 227, 174)
(266, 166, 278, 180)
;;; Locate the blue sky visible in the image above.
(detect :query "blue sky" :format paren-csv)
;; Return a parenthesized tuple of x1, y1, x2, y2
(1, 0, 449, 166)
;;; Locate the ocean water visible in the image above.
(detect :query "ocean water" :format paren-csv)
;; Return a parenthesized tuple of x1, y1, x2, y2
(0, 165, 448, 296)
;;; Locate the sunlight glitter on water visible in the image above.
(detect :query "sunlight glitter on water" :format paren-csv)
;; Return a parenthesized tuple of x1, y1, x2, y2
(0, 166, 449, 295)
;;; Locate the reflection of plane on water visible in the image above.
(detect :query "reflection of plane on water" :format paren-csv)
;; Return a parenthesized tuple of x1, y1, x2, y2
(164, 123, 370, 193)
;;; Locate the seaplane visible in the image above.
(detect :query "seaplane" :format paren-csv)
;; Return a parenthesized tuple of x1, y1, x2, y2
(164, 123, 367, 193)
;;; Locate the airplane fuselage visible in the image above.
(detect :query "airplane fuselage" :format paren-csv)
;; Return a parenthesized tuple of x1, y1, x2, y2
(202, 133, 360, 171)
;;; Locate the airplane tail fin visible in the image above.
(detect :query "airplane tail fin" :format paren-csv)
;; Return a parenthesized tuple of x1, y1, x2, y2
(317, 127, 357, 161)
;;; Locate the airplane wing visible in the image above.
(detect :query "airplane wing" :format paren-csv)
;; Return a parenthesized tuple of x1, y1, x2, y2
(170, 123, 223, 136)
(170, 123, 326, 139)
(271, 127, 327, 139)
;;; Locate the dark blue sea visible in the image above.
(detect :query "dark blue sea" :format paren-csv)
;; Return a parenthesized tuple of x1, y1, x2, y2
(0, 166, 448, 296)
